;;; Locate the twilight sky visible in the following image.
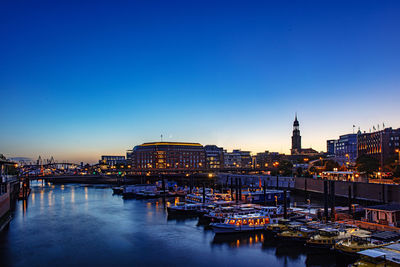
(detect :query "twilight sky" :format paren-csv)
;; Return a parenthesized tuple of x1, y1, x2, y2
(1, 0, 400, 163)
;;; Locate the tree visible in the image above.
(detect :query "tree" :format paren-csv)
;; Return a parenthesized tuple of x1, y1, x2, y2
(278, 160, 293, 176)
(296, 167, 303, 176)
(393, 166, 400, 178)
(324, 160, 340, 171)
(309, 166, 317, 174)
(356, 155, 380, 174)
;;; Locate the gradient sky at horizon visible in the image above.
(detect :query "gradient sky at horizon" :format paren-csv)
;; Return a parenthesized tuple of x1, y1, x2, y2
(1, 0, 400, 163)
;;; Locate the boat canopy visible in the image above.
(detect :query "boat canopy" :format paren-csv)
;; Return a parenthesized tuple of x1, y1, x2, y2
(358, 249, 387, 258)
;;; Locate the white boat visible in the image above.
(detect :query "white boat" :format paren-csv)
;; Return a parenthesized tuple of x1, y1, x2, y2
(122, 185, 157, 198)
(167, 203, 205, 215)
(185, 189, 232, 204)
(185, 193, 214, 204)
(206, 205, 283, 223)
(211, 213, 279, 234)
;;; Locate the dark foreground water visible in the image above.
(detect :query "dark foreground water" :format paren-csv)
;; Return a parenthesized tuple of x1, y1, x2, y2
(0, 182, 355, 267)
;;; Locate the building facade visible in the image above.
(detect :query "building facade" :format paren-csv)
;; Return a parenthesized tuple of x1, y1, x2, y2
(357, 127, 400, 167)
(327, 134, 357, 165)
(224, 150, 252, 168)
(204, 145, 224, 169)
(254, 151, 282, 168)
(100, 155, 126, 166)
(327, 139, 337, 156)
(336, 134, 358, 164)
(131, 142, 206, 170)
(0, 157, 18, 230)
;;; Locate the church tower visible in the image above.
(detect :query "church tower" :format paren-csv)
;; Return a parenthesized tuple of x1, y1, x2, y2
(291, 113, 302, 154)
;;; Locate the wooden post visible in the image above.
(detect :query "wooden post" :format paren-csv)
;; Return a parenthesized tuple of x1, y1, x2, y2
(239, 178, 242, 202)
(283, 189, 287, 219)
(202, 183, 206, 204)
(235, 178, 239, 204)
(324, 180, 329, 221)
(263, 181, 267, 205)
(348, 185, 352, 215)
(230, 177, 234, 200)
(330, 181, 335, 221)
(304, 178, 308, 202)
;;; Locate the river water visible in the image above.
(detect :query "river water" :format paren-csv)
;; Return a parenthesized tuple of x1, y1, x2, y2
(0, 182, 355, 267)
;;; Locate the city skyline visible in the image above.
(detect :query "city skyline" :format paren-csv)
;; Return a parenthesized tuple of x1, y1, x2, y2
(4, 117, 399, 164)
(1, 1, 400, 163)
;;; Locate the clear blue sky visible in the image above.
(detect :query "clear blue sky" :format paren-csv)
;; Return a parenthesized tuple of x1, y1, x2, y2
(1, 0, 400, 163)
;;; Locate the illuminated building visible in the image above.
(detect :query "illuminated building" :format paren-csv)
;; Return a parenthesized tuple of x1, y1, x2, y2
(327, 134, 357, 165)
(254, 151, 283, 169)
(204, 145, 224, 169)
(99, 155, 126, 166)
(357, 127, 400, 167)
(131, 142, 206, 170)
(224, 150, 252, 168)
(327, 140, 337, 156)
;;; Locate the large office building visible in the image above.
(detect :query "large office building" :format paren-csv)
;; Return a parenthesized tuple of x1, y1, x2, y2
(224, 150, 252, 168)
(204, 145, 224, 169)
(327, 139, 337, 156)
(130, 142, 206, 170)
(254, 151, 282, 168)
(327, 134, 358, 165)
(357, 127, 400, 167)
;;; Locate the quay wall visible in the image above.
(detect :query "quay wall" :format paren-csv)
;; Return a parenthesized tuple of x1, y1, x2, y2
(217, 173, 295, 189)
(294, 177, 400, 204)
(216, 174, 400, 204)
(0, 184, 10, 219)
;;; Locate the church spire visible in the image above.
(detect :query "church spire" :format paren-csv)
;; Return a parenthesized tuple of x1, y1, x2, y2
(293, 112, 299, 127)
(291, 113, 301, 154)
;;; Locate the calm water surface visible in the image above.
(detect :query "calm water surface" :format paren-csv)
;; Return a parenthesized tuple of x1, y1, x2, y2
(0, 182, 354, 267)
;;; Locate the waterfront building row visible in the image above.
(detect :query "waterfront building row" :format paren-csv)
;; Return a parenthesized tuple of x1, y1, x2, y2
(327, 127, 400, 167)
(114, 142, 269, 170)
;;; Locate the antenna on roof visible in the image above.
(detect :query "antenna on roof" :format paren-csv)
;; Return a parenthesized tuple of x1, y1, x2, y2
(161, 134, 163, 142)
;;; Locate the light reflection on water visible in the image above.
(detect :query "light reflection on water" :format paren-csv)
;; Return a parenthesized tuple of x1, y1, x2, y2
(0, 181, 353, 267)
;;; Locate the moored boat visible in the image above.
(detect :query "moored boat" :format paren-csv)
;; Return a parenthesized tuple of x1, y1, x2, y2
(306, 227, 363, 249)
(335, 231, 400, 256)
(353, 243, 400, 266)
(112, 186, 124, 194)
(242, 189, 290, 205)
(266, 218, 291, 234)
(122, 185, 157, 199)
(167, 203, 205, 216)
(276, 224, 318, 242)
(211, 213, 278, 234)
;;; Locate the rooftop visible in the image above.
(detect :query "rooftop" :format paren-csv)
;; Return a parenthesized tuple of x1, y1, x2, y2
(366, 204, 400, 212)
(139, 142, 203, 147)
